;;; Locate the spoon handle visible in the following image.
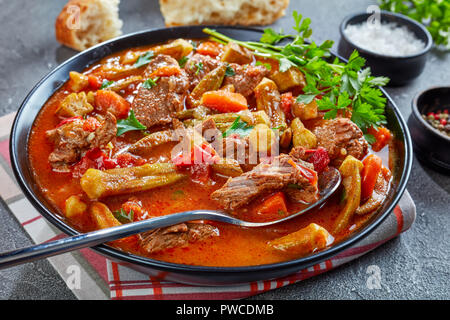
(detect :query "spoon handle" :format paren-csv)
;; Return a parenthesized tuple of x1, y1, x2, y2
(0, 167, 341, 270)
(0, 210, 232, 270)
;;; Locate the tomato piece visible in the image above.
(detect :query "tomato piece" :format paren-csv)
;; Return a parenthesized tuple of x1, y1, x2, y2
(88, 75, 102, 90)
(280, 92, 294, 120)
(72, 148, 118, 177)
(196, 41, 222, 57)
(172, 143, 218, 166)
(305, 147, 330, 172)
(116, 153, 146, 168)
(95, 90, 130, 119)
(122, 199, 145, 221)
(367, 126, 392, 152)
(82, 117, 101, 132)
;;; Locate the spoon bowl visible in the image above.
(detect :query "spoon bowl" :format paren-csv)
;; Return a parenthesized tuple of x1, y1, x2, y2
(0, 168, 341, 270)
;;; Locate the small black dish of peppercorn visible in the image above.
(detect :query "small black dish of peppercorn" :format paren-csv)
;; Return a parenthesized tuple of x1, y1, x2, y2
(409, 86, 450, 174)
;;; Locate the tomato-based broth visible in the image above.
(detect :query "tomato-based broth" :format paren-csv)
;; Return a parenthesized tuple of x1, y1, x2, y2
(28, 37, 396, 267)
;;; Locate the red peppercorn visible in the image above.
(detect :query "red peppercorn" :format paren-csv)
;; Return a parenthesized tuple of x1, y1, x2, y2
(444, 110, 449, 114)
(440, 119, 447, 126)
(427, 112, 434, 117)
(435, 114, 441, 120)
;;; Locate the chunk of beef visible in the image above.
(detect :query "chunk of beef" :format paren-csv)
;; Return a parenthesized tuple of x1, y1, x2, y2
(194, 118, 221, 144)
(312, 118, 368, 164)
(46, 112, 117, 171)
(138, 222, 219, 254)
(132, 54, 189, 128)
(222, 64, 269, 97)
(210, 134, 257, 172)
(210, 153, 318, 211)
(289, 146, 309, 162)
(184, 53, 223, 90)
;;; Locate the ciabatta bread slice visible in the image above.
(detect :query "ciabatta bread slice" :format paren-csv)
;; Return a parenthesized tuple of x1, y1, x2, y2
(55, 0, 123, 51)
(159, 0, 290, 26)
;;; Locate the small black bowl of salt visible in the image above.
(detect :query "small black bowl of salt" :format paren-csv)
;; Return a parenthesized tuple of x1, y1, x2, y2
(338, 10, 433, 86)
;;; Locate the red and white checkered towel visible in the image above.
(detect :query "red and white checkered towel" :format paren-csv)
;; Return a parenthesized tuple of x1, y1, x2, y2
(0, 112, 416, 300)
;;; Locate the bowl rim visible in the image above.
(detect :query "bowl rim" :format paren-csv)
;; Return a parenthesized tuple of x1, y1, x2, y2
(9, 25, 413, 276)
(411, 86, 450, 142)
(339, 10, 433, 60)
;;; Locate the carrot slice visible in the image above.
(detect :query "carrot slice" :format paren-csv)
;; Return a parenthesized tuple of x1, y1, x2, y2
(368, 126, 392, 152)
(149, 65, 181, 78)
(257, 192, 288, 219)
(95, 90, 130, 119)
(196, 41, 222, 57)
(361, 154, 383, 200)
(201, 90, 248, 113)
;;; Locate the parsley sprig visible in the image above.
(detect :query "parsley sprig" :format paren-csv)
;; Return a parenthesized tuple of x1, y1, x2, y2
(101, 79, 115, 89)
(134, 51, 155, 68)
(222, 116, 254, 138)
(203, 11, 390, 133)
(142, 77, 160, 89)
(379, 0, 450, 49)
(116, 109, 147, 136)
(113, 208, 134, 223)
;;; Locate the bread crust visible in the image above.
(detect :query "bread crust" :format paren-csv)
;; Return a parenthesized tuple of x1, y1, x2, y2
(55, 0, 90, 51)
(159, 0, 290, 27)
(55, 0, 122, 51)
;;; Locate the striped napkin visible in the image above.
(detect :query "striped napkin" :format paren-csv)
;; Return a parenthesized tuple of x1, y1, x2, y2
(0, 112, 416, 300)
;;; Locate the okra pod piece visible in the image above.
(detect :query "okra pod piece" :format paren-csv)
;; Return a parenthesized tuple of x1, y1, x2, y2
(128, 129, 177, 155)
(254, 77, 287, 130)
(333, 156, 364, 234)
(212, 158, 243, 177)
(190, 65, 227, 106)
(81, 163, 186, 199)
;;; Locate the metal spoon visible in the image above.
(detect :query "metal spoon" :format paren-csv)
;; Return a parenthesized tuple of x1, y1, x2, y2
(0, 168, 340, 270)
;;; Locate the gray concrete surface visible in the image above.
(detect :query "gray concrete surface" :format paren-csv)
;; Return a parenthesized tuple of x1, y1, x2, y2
(0, 0, 448, 300)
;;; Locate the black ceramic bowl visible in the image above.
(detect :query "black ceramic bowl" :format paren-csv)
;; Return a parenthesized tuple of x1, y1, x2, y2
(409, 86, 450, 173)
(10, 26, 412, 285)
(338, 11, 433, 86)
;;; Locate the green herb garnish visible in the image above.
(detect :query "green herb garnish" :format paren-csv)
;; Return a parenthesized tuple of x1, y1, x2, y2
(116, 109, 147, 136)
(379, 0, 450, 49)
(203, 10, 390, 134)
(178, 56, 189, 68)
(296, 94, 316, 104)
(134, 51, 155, 68)
(101, 79, 115, 89)
(142, 77, 160, 89)
(364, 133, 376, 145)
(194, 62, 204, 75)
(113, 208, 134, 223)
(222, 116, 254, 138)
(189, 40, 198, 51)
(255, 61, 272, 70)
(225, 65, 236, 76)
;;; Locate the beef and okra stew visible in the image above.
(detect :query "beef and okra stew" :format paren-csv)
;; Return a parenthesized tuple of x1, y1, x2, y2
(28, 26, 397, 266)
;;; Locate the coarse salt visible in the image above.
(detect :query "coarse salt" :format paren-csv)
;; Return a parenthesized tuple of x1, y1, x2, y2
(344, 21, 425, 56)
